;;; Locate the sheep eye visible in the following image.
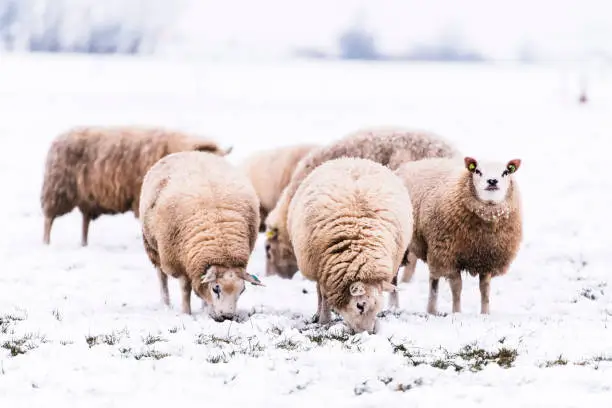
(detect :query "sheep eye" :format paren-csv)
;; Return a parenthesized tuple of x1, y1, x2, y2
(265, 243, 271, 259)
(474, 169, 482, 176)
(212, 285, 221, 297)
(502, 169, 509, 177)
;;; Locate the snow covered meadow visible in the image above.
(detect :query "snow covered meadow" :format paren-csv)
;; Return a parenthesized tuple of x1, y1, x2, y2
(0, 53, 611, 406)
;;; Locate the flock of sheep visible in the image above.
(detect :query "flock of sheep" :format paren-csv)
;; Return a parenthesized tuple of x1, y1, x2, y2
(40, 125, 523, 334)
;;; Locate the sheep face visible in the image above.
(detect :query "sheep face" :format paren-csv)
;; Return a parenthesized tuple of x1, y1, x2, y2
(198, 265, 264, 321)
(465, 157, 521, 204)
(264, 228, 299, 279)
(338, 280, 397, 334)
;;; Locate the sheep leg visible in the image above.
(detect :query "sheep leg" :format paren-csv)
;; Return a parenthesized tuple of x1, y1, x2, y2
(179, 276, 192, 315)
(426, 277, 439, 315)
(401, 252, 418, 283)
(449, 273, 462, 313)
(81, 213, 90, 247)
(388, 273, 399, 310)
(316, 283, 331, 324)
(43, 216, 54, 245)
(157, 267, 170, 307)
(479, 273, 491, 314)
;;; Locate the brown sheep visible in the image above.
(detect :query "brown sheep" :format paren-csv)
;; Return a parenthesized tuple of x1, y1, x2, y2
(239, 143, 318, 232)
(139, 151, 263, 318)
(40, 126, 231, 246)
(264, 126, 460, 279)
(287, 157, 413, 333)
(394, 156, 523, 314)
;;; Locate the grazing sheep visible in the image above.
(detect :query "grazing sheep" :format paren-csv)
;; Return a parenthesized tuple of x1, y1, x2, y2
(139, 151, 263, 319)
(240, 143, 318, 232)
(394, 156, 523, 314)
(40, 126, 231, 246)
(287, 157, 413, 333)
(265, 126, 459, 279)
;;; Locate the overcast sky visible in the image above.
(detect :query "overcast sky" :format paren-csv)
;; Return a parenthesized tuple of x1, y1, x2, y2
(158, 0, 612, 61)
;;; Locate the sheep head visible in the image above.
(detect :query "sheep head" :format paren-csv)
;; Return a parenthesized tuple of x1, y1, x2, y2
(465, 157, 521, 204)
(264, 225, 299, 279)
(337, 280, 397, 334)
(195, 265, 264, 322)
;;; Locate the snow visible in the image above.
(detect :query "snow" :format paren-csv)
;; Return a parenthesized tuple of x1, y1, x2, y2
(0, 53, 611, 406)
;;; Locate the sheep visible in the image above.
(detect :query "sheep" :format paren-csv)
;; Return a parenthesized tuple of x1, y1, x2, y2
(40, 126, 232, 246)
(239, 143, 319, 232)
(287, 157, 414, 333)
(394, 156, 523, 315)
(265, 126, 460, 279)
(139, 150, 264, 319)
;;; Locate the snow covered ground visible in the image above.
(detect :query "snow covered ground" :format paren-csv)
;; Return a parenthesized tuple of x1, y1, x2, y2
(0, 53, 611, 406)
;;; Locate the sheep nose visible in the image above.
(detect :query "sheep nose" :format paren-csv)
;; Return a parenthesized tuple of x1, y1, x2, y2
(356, 302, 366, 314)
(487, 179, 498, 186)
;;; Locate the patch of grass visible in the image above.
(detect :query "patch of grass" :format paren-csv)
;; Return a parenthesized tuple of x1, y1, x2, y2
(85, 330, 127, 348)
(133, 349, 171, 360)
(195, 333, 238, 346)
(302, 328, 352, 346)
(168, 325, 184, 334)
(389, 338, 517, 372)
(456, 343, 518, 371)
(395, 378, 424, 392)
(0, 312, 26, 334)
(207, 353, 228, 364)
(2, 333, 48, 357)
(541, 355, 568, 368)
(51, 309, 62, 321)
(276, 338, 300, 351)
(142, 334, 167, 345)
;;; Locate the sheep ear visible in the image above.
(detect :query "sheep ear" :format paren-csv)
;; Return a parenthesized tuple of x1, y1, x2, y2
(464, 157, 478, 172)
(239, 270, 265, 286)
(506, 159, 521, 174)
(350, 281, 366, 297)
(381, 281, 397, 293)
(200, 266, 217, 284)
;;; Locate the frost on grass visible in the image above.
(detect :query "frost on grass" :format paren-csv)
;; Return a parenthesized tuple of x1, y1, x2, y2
(195, 333, 266, 364)
(390, 337, 518, 372)
(2, 332, 48, 357)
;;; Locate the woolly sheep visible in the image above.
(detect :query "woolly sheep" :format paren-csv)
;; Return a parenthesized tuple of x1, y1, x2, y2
(240, 143, 319, 232)
(265, 126, 460, 279)
(287, 157, 413, 333)
(394, 156, 523, 314)
(40, 126, 232, 246)
(139, 150, 264, 319)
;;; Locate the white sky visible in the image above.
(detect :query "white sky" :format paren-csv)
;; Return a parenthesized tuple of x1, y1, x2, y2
(156, 0, 612, 60)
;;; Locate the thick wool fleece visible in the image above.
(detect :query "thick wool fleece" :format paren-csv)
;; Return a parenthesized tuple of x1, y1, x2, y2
(395, 157, 522, 278)
(139, 151, 259, 287)
(240, 143, 318, 229)
(287, 157, 413, 309)
(266, 126, 458, 272)
(41, 126, 227, 222)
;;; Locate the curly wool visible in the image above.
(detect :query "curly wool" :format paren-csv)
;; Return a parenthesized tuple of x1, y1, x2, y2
(287, 157, 413, 310)
(41, 126, 228, 221)
(395, 157, 522, 278)
(240, 143, 318, 230)
(266, 126, 458, 272)
(140, 151, 260, 284)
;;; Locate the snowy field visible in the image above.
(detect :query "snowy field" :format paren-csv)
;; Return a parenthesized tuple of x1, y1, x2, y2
(0, 53, 611, 407)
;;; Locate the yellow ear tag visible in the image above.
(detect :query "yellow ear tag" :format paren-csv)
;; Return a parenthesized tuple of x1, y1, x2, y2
(468, 163, 476, 171)
(266, 229, 276, 239)
(507, 164, 516, 173)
